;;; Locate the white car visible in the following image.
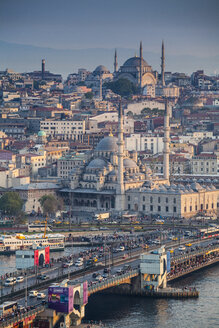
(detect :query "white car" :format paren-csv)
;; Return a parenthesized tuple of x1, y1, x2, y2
(29, 290, 38, 297)
(4, 278, 16, 286)
(16, 276, 24, 283)
(37, 292, 46, 299)
(75, 260, 83, 267)
(178, 246, 186, 251)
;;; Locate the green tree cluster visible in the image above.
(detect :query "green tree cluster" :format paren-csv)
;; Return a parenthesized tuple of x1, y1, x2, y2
(105, 78, 138, 97)
(39, 195, 63, 217)
(0, 192, 23, 216)
(85, 92, 94, 99)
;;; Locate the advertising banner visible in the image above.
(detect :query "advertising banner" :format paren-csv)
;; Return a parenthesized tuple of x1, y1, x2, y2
(83, 281, 88, 304)
(48, 287, 70, 314)
(68, 286, 74, 313)
(166, 251, 171, 273)
(34, 250, 39, 266)
(45, 247, 50, 264)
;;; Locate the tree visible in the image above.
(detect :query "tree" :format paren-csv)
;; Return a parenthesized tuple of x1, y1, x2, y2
(105, 78, 138, 97)
(39, 194, 62, 217)
(0, 192, 23, 216)
(85, 92, 94, 99)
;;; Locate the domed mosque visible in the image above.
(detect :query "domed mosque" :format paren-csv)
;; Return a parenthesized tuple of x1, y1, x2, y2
(114, 42, 157, 89)
(65, 102, 218, 218)
(68, 103, 166, 213)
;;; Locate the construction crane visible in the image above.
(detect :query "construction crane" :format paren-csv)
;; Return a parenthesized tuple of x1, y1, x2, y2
(43, 217, 48, 238)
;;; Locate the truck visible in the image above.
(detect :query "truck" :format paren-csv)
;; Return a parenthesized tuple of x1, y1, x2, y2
(93, 212, 110, 221)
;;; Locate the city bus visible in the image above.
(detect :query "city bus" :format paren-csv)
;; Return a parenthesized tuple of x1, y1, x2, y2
(0, 301, 18, 316)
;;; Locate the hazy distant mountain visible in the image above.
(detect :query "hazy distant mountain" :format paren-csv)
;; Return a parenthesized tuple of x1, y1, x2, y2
(0, 40, 218, 78)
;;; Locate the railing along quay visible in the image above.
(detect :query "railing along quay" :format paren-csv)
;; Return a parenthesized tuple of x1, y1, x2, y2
(0, 306, 45, 328)
(168, 255, 219, 281)
(171, 245, 219, 263)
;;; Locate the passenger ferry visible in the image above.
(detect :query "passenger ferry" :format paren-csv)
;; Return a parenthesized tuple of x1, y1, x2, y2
(0, 233, 65, 253)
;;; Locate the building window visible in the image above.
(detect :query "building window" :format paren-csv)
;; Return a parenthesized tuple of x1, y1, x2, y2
(158, 197, 160, 203)
(201, 204, 203, 210)
(206, 204, 208, 210)
(174, 198, 176, 204)
(158, 206, 161, 212)
(166, 206, 169, 212)
(128, 196, 130, 201)
(184, 207, 186, 212)
(190, 206, 192, 211)
(195, 205, 197, 211)
(143, 196, 145, 201)
(150, 196, 153, 203)
(166, 197, 168, 203)
(173, 206, 176, 213)
(128, 204, 130, 210)
(143, 205, 145, 211)
(150, 205, 153, 211)
(212, 203, 214, 209)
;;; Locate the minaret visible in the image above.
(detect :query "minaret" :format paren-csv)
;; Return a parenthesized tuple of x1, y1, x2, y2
(161, 41, 165, 86)
(163, 100, 170, 183)
(139, 41, 143, 89)
(114, 49, 118, 73)
(116, 102, 125, 211)
(99, 77, 102, 100)
(42, 59, 45, 80)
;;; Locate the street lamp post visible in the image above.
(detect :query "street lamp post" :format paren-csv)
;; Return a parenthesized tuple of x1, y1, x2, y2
(25, 273, 28, 308)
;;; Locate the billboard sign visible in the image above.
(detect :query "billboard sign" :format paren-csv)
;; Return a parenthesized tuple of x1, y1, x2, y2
(34, 250, 39, 266)
(48, 286, 73, 314)
(45, 247, 50, 264)
(166, 251, 171, 273)
(83, 281, 88, 304)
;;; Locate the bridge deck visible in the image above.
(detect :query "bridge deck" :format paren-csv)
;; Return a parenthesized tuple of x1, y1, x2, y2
(88, 269, 139, 295)
(0, 306, 45, 328)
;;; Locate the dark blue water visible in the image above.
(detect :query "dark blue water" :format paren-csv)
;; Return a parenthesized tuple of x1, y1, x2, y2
(85, 264, 219, 328)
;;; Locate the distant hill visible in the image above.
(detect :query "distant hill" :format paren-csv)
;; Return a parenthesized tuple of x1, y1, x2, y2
(0, 40, 218, 78)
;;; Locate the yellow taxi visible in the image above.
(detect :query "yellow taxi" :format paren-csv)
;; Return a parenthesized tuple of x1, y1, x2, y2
(169, 248, 174, 254)
(172, 237, 178, 241)
(185, 243, 192, 247)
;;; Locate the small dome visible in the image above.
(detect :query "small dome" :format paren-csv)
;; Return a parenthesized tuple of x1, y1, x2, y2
(124, 158, 138, 168)
(95, 136, 118, 152)
(87, 158, 107, 169)
(191, 182, 203, 191)
(38, 130, 46, 137)
(108, 170, 116, 176)
(93, 65, 110, 76)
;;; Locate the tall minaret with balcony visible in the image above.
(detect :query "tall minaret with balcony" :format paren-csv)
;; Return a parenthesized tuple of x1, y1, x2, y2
(116, 102, 125, 211)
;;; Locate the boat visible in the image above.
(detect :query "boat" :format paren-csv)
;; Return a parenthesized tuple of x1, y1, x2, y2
(0, 233, 65, 254)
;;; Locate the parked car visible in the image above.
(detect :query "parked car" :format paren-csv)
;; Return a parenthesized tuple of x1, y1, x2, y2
(63, 262, 73, 268)
(16, 276, 24, 283)
(37, 274, 48, 280)
(178, 246, 186, 251)
(75, 260, 83, 267)
(37, 292, 46, 299)
(29, 290, 38, 297)
(4, 277, 16, 286)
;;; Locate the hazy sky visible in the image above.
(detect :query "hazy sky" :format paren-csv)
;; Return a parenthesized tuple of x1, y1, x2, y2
(0, 0, 219, 57)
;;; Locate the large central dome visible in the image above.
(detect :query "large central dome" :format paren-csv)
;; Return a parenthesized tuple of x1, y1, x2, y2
(123, 56, 149, 68)
(95, 136, 118, 152)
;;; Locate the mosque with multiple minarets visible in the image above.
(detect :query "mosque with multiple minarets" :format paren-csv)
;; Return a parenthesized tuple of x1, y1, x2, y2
(63, 100, 218, 219)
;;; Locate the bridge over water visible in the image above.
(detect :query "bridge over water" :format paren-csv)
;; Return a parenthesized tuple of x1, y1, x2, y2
(1, 244, 219, 328)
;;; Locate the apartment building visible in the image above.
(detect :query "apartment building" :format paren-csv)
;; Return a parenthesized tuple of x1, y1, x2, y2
(40, 119, 85, 140)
